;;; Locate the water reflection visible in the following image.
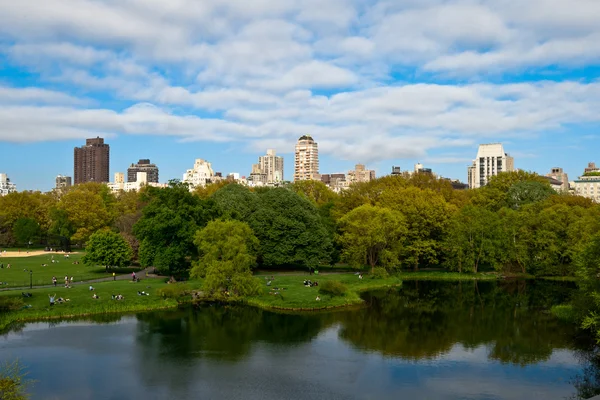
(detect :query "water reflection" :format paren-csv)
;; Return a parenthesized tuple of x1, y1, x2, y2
(1, 280, 596, 400)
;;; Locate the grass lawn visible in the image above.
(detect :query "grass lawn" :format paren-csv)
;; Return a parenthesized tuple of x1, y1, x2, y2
(0, 278, 204, 332)
(0, 252, 141, 288)
(246, 273, 402, 310)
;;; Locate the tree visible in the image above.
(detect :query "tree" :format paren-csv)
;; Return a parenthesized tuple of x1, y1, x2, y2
(56, 186, 113, 245)
(83, 230, 133, 271)
(338, 204, 407, 273)
(289, 180, 338, 207)
(191, 220, 261, 297)
(378, 187, 456, 271)
(211, 184, 259, 220)
(506, 181, 554, 209)
(12, 218, 40, 246)
(248, 188, 333, 268)
(133, 182, 217, 276)
(47, 209, 75, 252)
(574, 234, 600, 342)
(443, 205, 501, 273)
(0, 360, 33, 400)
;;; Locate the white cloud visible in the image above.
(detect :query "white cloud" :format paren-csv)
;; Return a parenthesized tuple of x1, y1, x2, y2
(1, 0, 600, 166)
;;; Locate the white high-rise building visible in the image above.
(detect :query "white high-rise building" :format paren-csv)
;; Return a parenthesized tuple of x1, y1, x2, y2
(467, 143, 515, 189)
(182, 159, 215, 190)
(294, 135, 319, 181)
(258, 149, 284, 184)
(572, 162, 600, 203)
(0, 173, 17, 196)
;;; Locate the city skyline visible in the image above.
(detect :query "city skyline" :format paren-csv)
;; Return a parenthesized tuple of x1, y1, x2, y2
(1, 1, 600, 191)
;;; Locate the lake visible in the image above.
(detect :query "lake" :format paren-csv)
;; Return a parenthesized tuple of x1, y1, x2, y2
(1, 280, 597, 400)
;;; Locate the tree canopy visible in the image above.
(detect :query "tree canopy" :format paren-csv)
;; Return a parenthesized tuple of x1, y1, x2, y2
(83, 229, 133, 270)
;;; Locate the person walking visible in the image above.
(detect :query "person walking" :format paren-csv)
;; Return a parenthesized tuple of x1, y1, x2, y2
(132, 271, 136, 282)
(113, 272, 116, 281)
(52, 276, 57, 287)
(64, 275, 69, 287)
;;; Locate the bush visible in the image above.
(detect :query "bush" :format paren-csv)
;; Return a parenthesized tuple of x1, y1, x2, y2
(0, 297, 24, 312)
(0, 360, 32, 400)
(370, 267, 389, 279)
(156, 284, 191, 299)
(319, 280, 348, 297)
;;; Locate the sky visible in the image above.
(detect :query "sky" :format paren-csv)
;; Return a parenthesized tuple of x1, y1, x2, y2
(1, 0, 599, 192)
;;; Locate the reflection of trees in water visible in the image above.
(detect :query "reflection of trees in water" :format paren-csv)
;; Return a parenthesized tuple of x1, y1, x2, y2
(131, 305, 336, 392)
(566, 337, 600, 400)
(337, 280, 578, 365)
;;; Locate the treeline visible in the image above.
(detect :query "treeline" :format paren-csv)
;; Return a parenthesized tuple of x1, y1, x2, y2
(1, 171, 599, 278)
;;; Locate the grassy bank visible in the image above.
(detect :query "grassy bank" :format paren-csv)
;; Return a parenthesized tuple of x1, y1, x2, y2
(0, 252, 141, 288)
(245, 273, 402, 310)
(0, 279, 203, 332)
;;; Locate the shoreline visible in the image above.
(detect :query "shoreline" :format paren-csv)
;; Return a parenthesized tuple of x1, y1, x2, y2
(0, 272, 577, 332)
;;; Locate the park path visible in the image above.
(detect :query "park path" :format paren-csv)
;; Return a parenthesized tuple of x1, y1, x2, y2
(0, 267, 156, 292)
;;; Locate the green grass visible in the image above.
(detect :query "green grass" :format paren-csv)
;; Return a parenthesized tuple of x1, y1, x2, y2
(0, 278, 204, 332)
(245, 273, 402, 310)
(0, 252, 140, 288)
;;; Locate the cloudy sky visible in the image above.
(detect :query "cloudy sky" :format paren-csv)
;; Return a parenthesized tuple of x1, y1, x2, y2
(1, 0, 599, 190)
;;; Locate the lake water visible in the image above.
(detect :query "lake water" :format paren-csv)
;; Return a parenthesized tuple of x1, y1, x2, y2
(1, 280, 598, 400)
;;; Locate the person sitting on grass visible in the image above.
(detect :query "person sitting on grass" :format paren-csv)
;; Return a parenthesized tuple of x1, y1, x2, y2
(92, 294, 99, 299)
(89, 285, 94, 291)
(316, 296, 321, 301)
(49, 294, 56, 306)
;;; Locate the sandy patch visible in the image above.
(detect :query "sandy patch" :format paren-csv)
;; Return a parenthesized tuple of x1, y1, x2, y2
(0, 250, 68, 258)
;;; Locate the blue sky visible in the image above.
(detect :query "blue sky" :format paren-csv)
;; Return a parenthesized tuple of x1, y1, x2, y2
(1, 0, 599, 191)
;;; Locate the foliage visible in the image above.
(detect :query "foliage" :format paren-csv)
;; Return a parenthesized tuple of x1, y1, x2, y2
(506, 181, 555, 209)
(134, 182, 217, 276)
(248, 188, 333, 268)
(573, 234, 600, 342)
(12, 218, 40, 245)
(370, 267, 390, 279)
(0, 297, 25, 312)
(289, 180, 338, 206)
(191, 220, 261, 297)
(83, 230, 133, 270)
(0, 360, 32, 400)
(319, 280, 348, 296)
(338, 204, 407, 272)
(156, 283, 191, 299)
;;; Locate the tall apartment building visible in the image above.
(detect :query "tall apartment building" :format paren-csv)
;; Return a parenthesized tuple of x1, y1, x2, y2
(182, 159, 215, 190)
(0, 173, 17, 196)
(108, 171, 167, 193)
(127, 159, 159, 183)
(467, 143, 514, 189)
(294, 135, 319, 181)
(573, 162, 600, 203)
(258, 149, 284, 184)
(347, 164, 376, 183)
(545, 167, 569, 192)
(55, 175, 72, 193)
(74, 137, 110, 184)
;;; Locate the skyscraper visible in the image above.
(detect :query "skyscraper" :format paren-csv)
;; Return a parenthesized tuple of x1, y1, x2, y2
(258, 149, 284, 184)
(294, 135, 319, 181)
(127, 159, 159, 183)
(467, 143, 514, 189)
(0, 173, 17, 196)
(74, 137, 110, 184)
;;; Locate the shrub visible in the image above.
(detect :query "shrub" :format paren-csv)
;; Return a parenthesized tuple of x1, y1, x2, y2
(156, 284, 191, 299)
(0, 360, 33, 400)
(370, 267, 389, 279)
(319, 280, 348, 297)
(0, 297, 24, 312)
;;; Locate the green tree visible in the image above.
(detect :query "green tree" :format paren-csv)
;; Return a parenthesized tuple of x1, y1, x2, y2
(211, 184, 259, 220)
(248, 188, 333, 268)
(378, 187, 456, 271)
(191, 220, 261, 297)
(12, 218, 40, 246)
(443, 205, 501, 273)
(47, 209, 75, 252)
(338, 204, 407, 273)
(0, 360, 33, 400)
(506, 181, 555, 209)
(289, 180, 338, 207)
(133, 181, 217, 276)
(83, 230, 133, 271)
(575, 234, 600, 342)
